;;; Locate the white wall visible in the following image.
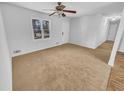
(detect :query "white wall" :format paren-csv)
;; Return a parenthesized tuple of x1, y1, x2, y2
(69, 15, 106, 49)
(0, 4, 70, 57)
(94, 16, 108, 47)
(0, 8, 12, 91)
(69, 14, 124, 53)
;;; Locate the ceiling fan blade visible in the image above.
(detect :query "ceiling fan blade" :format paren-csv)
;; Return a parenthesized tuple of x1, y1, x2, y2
(63, 10, 76, 13)
(58, 2, 62, 5)
(42, 9, 56, 11)
(49, 12, 56, 16)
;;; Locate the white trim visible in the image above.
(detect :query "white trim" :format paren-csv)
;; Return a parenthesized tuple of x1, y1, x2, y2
(31, 17, 51, 42)
(12, 42, 65, 57)
(108, 9, 124, 66)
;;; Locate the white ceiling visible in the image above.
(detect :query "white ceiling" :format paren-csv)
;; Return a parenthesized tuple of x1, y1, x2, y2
(9, 2, 123, 18)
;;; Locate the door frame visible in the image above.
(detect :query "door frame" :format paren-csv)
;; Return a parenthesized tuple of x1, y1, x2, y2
(108, 10, 124, 66)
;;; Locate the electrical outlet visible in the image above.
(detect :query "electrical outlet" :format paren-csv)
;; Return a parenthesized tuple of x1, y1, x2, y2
(13, 50, 21, 54)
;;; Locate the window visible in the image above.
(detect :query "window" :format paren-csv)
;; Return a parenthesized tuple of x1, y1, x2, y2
(32, 19, 50, 40)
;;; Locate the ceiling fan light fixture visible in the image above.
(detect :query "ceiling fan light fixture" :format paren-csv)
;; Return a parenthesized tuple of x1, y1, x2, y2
(62, 13, 66, 17)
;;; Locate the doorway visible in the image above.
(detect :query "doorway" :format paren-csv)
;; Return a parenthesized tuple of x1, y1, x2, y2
(94, 17, 121, 65)
(103, 17, 121, 64)
(107, 19, 120, 42)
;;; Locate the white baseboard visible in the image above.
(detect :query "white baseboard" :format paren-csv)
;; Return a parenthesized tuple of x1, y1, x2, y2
(12, 42, 68, 57)
(68, 42, 96, 49)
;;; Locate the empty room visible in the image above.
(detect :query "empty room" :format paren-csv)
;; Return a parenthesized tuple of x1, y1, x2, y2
(0, 1, 124, 91)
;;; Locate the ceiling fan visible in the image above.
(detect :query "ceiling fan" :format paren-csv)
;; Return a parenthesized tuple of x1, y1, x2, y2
(43, 2, 76, 17)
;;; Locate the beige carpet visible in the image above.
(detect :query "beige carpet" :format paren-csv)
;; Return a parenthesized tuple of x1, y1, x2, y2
(12, 44, 111, 91)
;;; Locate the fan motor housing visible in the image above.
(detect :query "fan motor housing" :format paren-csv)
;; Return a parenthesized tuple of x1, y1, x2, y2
(56, 5, 65, 11)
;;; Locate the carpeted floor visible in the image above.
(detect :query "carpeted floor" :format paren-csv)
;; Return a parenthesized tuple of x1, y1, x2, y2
(12, 43, 111, 91)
